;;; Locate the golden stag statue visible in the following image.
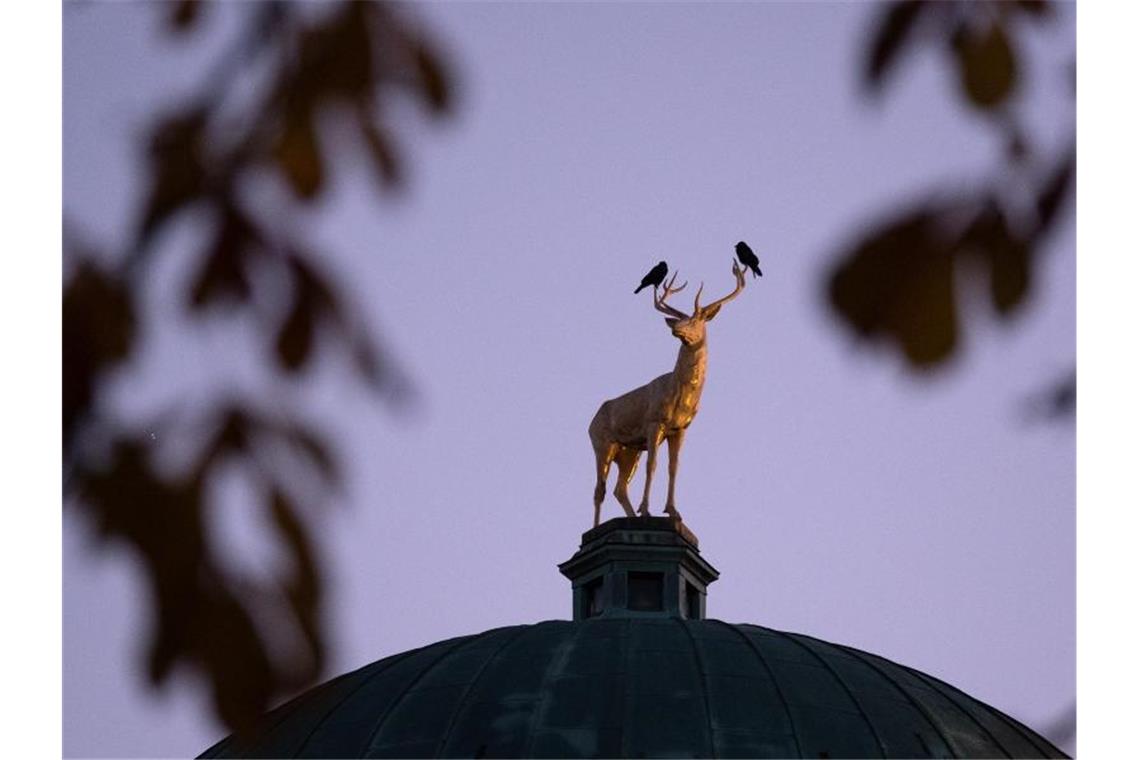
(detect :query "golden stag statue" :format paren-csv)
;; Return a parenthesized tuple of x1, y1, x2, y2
(589, 261, 748, 528)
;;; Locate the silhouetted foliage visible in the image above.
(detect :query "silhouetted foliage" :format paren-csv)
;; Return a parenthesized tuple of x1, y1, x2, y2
(829, 0, 1073, 386)
(64, 1, 453, 734)
(1023, 369, 1076, 423)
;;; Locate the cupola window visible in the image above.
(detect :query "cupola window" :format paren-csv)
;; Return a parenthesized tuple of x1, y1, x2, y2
(628, 572, 664, 612)
(684, 581, 701, 620)
(584, 577, 604, 618)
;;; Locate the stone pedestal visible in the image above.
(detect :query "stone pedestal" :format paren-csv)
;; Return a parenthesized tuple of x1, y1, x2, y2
(558, 517, 719, 621)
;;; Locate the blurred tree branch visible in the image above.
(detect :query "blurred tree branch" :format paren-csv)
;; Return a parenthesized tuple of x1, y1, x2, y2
(827, 0, 1074, 397)
(63, 1, 453, 733)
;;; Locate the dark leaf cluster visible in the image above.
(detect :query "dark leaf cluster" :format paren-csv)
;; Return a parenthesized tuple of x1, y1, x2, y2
(864, 0, 1052, 111)
(828, 1, 1073, 380)
(829, 148, 1073, 367)
(64, 0, 453, 734)
(76, 404, 334, 732)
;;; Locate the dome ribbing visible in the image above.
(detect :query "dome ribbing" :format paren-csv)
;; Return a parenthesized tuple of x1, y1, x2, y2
(200, 618, 1065, 759)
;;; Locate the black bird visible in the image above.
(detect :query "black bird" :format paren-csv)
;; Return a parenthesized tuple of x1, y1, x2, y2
(634, 261, 668, 293)
(735, 241, 762, 278)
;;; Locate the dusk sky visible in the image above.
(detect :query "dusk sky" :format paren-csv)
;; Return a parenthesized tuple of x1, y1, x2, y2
(63, 3, 1075, 757)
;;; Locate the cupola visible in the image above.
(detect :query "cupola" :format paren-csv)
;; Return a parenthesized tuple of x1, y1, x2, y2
(558, 517, 718, 621)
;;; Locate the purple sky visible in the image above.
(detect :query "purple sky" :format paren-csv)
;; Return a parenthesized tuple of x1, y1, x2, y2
(63, 3, 1075, 757)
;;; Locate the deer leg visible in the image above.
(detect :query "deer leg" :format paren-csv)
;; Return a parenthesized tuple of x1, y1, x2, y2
(593, 443, 618, 528)
(613, 447, 640, 518)
(638, 426, 665, 516)
(664, 431, 684, 522)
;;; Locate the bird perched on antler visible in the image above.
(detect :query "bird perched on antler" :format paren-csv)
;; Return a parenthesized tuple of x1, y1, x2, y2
(735, 241, 762, 278)
(634, 261, 668, 294)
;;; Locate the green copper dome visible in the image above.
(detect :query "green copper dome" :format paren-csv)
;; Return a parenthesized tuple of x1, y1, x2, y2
(200, 618, 1064, 759)
(200, 519, 1065, 759)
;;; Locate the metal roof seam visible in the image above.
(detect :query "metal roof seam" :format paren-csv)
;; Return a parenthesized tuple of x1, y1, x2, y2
(359, 627, 520, 756)
(902, 664, 1020, 759)
(901, 663, 1066, 759)
(773, 630, 890, 758)
(714, 622, 804, 758)
(675, 618, 717, 758)
(830, 643, 967, 758)
(200, 620, 1067, 759)
(519, 621, 583, 758)
(199, 660, 379, 758)
(435, 625, 536, 757)
(287, 648, 436, 758)
(618, 618, 634, 757)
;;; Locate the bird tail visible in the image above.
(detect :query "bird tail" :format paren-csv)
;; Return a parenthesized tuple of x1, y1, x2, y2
(634, 284, 646, 294)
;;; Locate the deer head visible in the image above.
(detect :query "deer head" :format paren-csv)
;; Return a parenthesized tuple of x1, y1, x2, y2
(654, 261, 747, 346)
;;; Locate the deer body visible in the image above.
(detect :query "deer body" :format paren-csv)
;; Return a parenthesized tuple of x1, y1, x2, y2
(589, 263, 746, 528)
(592, 345, 706, 445)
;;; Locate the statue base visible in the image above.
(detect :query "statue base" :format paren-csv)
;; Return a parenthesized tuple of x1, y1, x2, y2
(580, 515, 700, 549)
(559, 516, 717, 621)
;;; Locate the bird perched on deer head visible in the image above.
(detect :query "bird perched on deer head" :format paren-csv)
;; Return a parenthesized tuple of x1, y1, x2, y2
(735, 241, 762, 278)
(634, 261, 669, 294)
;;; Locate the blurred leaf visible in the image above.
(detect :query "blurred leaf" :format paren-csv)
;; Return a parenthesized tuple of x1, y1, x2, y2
(193, 406, 252, 478)
(1011, 0, 1054, 20)
(324, 2, 374, 99)
(139, 108, 209, 244)
(275, 294, 316, 372)
(169, 0, 204, 34)
(288, 3, 374, 105)
(67, 0, 453, 736)
(865, 1, 928, 91)
(215, 408, 251, 457)
(250, 1, 288, 46)
(1003, 121, 1031, 165)
(76, 440, 208, 686)
(198, 590, 278, 733)
(63, 264, 136, 367)
(76, 429, 330, 734)
(273, 110, 324, 200)
(360, 116, 403, 189)
(287, 252, 336, 313)
(1022, 369, 1076, 422)
(269, 489, 324, 674)
(1035, 146, 1075, 237)
(413, 42, 452, 113)
(189, 202, 258, 311)
(1046, 370, 1076, 418)
(962, 202, 1033, 315)
(351, 330, 387, 391)
(950, 20, 1018, 110)
(62, 262, 136, 446)
(831, 2, 1072, 372)
(987, 237, 1031, 316)
(827, 209, 958, 367)
(827, 195, 1047, 368)
(281, 423, 338, 484)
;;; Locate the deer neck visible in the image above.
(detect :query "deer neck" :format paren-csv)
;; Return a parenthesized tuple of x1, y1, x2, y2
(668, 339, 708, 424)
(673, 339, 707, 384)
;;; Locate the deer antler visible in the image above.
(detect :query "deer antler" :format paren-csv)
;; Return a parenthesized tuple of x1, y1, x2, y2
(694, 260, 746, 315)
(654, 272, 690, 319)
